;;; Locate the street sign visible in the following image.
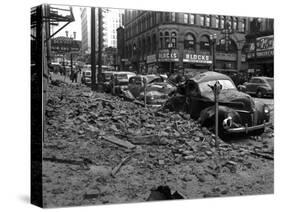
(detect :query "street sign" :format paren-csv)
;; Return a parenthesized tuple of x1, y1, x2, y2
(51, 36, 81, 53)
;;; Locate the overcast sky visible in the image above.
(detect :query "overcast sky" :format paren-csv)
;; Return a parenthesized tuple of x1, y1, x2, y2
(52, 6, 82, 40)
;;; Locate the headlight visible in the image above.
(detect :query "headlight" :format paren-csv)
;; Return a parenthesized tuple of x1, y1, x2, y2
(222, 116, 233, 129)
(264, 105, 269, 113)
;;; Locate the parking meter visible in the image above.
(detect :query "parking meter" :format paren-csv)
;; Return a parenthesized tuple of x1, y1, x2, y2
(143, 77, 147, 108)
(212, 81, 222, 147)
(112, 75, 116, 95)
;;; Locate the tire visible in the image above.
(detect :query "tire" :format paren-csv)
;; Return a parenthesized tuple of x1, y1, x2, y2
(256, 90, 263, 98)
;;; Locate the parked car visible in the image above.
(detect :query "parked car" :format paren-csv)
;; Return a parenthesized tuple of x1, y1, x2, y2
(138, 82, 177, 106)
(128, 75, 165, 98)
(109, 71, 136, 94)
(166, 71, 271, 139)
(238, 76, 274, 98)
(81, 69, 91, 85)
(102, 71, 116, 93)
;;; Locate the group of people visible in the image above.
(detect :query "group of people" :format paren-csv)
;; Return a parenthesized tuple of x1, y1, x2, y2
(70, 65, 82, 83)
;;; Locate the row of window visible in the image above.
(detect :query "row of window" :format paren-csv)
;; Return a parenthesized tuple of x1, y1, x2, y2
(124, 32, 238, 58)
(125, 12, 247, 40)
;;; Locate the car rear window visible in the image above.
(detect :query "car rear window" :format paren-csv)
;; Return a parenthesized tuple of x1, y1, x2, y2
(116, 74, 128, 80)
(266, 78, 274, 88)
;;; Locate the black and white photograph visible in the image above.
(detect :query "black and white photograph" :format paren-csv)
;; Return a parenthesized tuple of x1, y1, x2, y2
(30, 1, 275, 209)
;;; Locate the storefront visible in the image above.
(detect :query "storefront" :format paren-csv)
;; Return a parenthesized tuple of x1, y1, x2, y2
(183, 53, 212, 74)
(247, 35, 274, 77)
(158, 49, 179, 74)
(215, 52, 238, 73)
(146, 54, 158, 74)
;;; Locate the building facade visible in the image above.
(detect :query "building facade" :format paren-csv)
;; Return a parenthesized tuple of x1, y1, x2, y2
(80, 7, 98, 54)
(120, 10, 250, 75)
(245, 18, 274, 77)
(80, 8, 124, 55)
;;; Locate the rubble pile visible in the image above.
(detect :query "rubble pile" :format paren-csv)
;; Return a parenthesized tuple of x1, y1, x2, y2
(43, 81, 274, 207)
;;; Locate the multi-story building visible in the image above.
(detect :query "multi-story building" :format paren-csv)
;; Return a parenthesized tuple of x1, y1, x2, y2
(80, 7, 98, 54)
(245, 18, 274, 77)
(103, 9, 124, 48)
(120, 10, 250, 75)
(80, 8, 124, 55)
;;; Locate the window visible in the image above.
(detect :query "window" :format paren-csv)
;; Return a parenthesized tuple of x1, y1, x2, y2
(160, 12, 164, 23)
(241, 19, 246, 32)
(215, 16, 219, 28)
(164, 31, 170, 48)
(216, 39, 237, 53)
(227, 18, 232, 29)
(152, 13, 156, 25)
(171, 32, 177, 48)
(184, 33, 195, 50)
(220, 16, 225, 29)
(152, 34, 156, 53)
(142, 38, 146, 55)
(250, 78, 259, 83)
(200, 35, 210, 51)
(190, 14, 195, 24)
(200, 16, 205, 26)
(184, 13, 188, 24)
(206, 16, 210, 27)
(165, 12, 170, 22)
(147, 37, 151, 54)
(160, 32, 163, 49)
(233, 17, 238, 30)
(171, 12, 176, 22)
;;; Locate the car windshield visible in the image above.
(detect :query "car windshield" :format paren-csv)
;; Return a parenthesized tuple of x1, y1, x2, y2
(116, 74, 128, 80)
(199, 79, 236, 93)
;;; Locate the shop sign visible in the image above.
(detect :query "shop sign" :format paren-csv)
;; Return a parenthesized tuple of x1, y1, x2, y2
(247, 49, 274, 59)
(121, 58, 129, 62)
(248, 35, 274, 58)
(215, 52, 237, 61)
(183, 54, 212, 64)
(51, 37, 81, 53)
(241, 54, 246, 62)
(146, 54, 157, 63)
(158, 50, 179, 62)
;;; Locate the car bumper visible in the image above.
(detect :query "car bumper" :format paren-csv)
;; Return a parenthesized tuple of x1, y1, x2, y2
(226, 121, 272, 134)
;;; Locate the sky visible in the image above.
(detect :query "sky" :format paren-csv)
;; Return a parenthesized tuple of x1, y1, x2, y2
(51, 6, 82, 40)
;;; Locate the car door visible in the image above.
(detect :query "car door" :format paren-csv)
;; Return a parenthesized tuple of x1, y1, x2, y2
(128, 76, 141, 97)
(186, 81, 204, 119)
(134, 76, 144, 97)
(246, 78, 258, 94)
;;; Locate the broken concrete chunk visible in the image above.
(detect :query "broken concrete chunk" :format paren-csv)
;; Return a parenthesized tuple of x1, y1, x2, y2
(183, 155, 195, 161)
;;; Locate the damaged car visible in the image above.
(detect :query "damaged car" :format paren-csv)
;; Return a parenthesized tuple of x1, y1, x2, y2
(128, 75, 176, 106)
(167, 71, 271, 139)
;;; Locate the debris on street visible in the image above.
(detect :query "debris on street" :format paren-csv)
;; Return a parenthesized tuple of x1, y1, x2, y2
(43, 78, 274, 207)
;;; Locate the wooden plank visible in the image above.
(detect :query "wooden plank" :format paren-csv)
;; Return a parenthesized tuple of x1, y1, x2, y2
(102, 135, 135, 149)
(128, 135, 163, 145)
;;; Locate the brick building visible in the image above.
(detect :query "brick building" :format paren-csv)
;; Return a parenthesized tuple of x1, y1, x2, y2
(119, 10, 250, 75)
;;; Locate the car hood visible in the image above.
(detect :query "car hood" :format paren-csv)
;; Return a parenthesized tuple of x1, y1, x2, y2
(202, 89, 255, 111)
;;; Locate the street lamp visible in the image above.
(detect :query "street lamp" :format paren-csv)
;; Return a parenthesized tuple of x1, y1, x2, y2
(168, 39, 175, 74)
(210, 33, 217, 72)
(133, 44, 138, 73)
(249, 17, 262, 76)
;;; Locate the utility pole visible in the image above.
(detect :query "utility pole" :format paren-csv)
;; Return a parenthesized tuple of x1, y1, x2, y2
(91, 7, 96, 91)
(98, 8, 103, 89)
